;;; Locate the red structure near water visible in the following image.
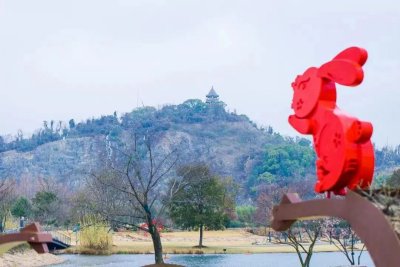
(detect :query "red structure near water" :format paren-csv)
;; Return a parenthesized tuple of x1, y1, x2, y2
(289, 47, 374, 195)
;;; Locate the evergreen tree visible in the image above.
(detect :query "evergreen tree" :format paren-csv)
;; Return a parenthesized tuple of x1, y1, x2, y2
(32, 191, 59, 225)
(11, 197, 32, 218)
(387, 169, 400, 188)
(169, 164, 235, 247)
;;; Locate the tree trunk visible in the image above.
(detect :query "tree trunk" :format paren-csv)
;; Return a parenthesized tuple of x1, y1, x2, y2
(199, 223, 203, 247)
(145, 208, 164, 264)
(148, 222, 164, 264)
(0, 216, 5, 233)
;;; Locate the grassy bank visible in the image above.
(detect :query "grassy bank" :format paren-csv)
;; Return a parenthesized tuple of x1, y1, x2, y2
(63, 229, 364, 255)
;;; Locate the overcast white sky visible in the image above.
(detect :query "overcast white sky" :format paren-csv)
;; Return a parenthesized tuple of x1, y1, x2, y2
(0, 0, 399, 147)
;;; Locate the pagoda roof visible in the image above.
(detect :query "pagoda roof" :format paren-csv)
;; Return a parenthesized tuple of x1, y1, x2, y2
(206, 87, 219, 98)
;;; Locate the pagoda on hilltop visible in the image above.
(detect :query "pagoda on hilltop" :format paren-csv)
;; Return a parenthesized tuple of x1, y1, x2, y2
(206, 86, 220, 104)
(205, 86, 226, 117)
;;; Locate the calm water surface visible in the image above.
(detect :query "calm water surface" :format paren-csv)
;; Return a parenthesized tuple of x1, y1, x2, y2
(54, 252, 374, 267)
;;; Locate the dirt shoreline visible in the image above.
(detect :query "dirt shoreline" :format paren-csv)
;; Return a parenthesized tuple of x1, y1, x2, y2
(63, 244, 361, 255)
(0, 249, 65, 267)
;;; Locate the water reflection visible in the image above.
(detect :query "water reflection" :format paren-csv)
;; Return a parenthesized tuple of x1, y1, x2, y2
(55, 252, 374, 267)
(170, 254, 226, 266)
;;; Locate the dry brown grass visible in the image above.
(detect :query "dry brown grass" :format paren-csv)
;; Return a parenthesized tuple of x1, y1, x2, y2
(65, 228, 348, 255)
(0, 241, 27, 256)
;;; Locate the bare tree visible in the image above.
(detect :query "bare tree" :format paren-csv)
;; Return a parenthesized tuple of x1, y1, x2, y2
(0, 178, 15, 232)
(87, 133, 184, 264)
(254, 183, 287, 226)
(255, 178, 315, 232)
(0, 178, 13, 202)
(275, 220, 323, 267)
(324, 218, 365, 266)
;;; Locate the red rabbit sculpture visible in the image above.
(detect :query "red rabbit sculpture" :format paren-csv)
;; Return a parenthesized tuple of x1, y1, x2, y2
(289, 47, 374, 195)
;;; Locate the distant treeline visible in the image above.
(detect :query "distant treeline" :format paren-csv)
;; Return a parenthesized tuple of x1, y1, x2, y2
(0, 99, 259, 153)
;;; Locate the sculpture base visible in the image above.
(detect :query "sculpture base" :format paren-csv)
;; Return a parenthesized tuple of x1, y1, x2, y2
(271, 190, 400, 267)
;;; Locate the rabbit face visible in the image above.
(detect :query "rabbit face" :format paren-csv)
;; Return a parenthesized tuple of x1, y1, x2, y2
(291, 67, 323, 118)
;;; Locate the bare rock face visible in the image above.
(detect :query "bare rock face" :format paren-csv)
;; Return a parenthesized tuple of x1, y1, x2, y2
(0, 136, 106, 188)
(0, 120, 268, 198)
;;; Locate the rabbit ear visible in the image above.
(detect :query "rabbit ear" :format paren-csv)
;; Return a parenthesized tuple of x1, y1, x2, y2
(317, 47, 367, 86)
(318, 59, 364, 86)
(333, 47, 368, 66)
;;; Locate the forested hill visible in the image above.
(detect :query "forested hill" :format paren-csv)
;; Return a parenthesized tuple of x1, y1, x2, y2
(0, 95, 399, 198)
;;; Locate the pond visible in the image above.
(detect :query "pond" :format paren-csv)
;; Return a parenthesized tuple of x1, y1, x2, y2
(53, 252, 374, 267)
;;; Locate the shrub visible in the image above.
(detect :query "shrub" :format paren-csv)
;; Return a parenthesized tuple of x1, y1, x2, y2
(4, 211, 19, 230)
(79, 214, 112, 251)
